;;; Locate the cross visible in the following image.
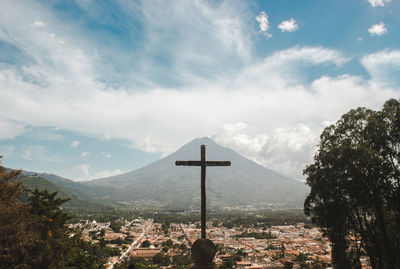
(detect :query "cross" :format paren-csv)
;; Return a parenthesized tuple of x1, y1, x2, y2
(176, 144, 231, 239)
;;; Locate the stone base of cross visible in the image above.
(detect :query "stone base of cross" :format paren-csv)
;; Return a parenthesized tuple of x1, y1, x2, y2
(176, 144, 231, 269)
(191, 238, 216, 268)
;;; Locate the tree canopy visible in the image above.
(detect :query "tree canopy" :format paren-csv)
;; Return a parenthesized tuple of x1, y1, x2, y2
(0, 156, 108, 268)
(304, 99, 400, 269)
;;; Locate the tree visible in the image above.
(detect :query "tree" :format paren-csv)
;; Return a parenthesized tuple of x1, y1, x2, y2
(141, 239, 151, 248)
(0, 159, 36, 268)
(0, 156, 105, 268)
(172, 253, 192, 268)
(110, 219, 122, 233)
(284, 261, 293, 269)
(161, 239, 173, 248)
(219, 257, 234, 269)
(152, 252, 171, 266)
(304, 99, 400, 269)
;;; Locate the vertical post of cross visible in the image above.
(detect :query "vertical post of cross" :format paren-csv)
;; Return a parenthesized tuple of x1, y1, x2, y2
(200, 145, 206, 239)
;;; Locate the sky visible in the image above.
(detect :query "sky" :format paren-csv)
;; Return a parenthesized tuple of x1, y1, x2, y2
(0, 0, 399, 181)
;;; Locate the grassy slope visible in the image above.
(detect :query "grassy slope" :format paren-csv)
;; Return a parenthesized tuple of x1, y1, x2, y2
(16, 174, 114, 213)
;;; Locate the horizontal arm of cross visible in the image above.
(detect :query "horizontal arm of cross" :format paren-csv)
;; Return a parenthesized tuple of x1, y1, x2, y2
(175, 161, 231, 166)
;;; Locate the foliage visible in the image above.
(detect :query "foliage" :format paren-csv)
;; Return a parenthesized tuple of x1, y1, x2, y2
(110, 220, 123, 233)
(0, 163, 35, 268)
(172, 253, 192, 268)
(161, 239, 173, 248)
(0, 156, 107, 268)
(284, 261, 294, 269)
(304, 99, 400, 269)
(152, 252, 171, 266)
(115, 257, 156, 269)
(235, 249, 248, 258)
(220, 210, 308, 228)
(140, 239, 151, 248)
(294, 252, 308, 262)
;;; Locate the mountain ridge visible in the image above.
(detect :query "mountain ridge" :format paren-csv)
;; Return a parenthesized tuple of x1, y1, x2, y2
(84, 137, 308, 208)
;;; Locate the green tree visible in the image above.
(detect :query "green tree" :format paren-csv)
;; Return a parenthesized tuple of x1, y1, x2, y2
(152, 252, 171, 266)
(161, 239, 173, 248)
(110, 220, 122, 233)
(0, 156, 105, 268)
(0, 160, 36, 268)
(219, 257, 234, 269)
(140, 239, 151, 248)
(304, 99, 400, 269)
(284, 261, 293, 269)
(172, 253, 192, 268)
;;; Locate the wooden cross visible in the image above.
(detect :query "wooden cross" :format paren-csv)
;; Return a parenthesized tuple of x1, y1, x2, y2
(176, 144, 231, 239)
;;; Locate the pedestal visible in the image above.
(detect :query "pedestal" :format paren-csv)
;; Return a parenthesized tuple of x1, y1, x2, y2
(191, 238, 216, 269)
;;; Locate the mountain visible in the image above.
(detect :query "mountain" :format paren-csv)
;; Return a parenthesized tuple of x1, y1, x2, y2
(16, 171, 113, 213)
(84, 137, 308, 208)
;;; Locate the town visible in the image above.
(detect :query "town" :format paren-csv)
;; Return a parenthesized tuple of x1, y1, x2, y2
(69, 216, 370, 269)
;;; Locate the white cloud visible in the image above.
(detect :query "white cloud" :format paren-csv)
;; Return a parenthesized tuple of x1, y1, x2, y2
(81, 151, 90, 157)
(213, 122, 268, 159)
(233, 46, 348, 88)
(256, 11, 272, 37)
(367, 0, 391, 7)
(129, 0, 253, 82)
(264, 46, 347, 66)
(278, 18, 298, 32)
(213, 123, 318, 180)
(361, 49, 400, 83)
(74, 164, 90, 180)
(361, 50, 400, 69)
(0, 120, 25, 139)
(70, 140, 80, 148)
(368, 22, 388, 35)
(92, 168, 124, 179)
(1, 43, 396, 180)
(73, 163, 123, 181)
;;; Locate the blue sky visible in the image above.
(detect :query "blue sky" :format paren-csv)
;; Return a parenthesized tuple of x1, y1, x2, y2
(0, 0, 399, 181)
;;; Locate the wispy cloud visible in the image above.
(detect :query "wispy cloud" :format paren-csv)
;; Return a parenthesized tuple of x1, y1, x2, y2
(0, 120, 25, 139)
(92, 168, 124, 179)
(368, 22, 388, 35)
(256, 11, 272, 37)
(74, 164, 90, 180)
(81, 151, 90, 157)
(361, 49, 400, 83)
(367, 0, 391, 7)
(278, 18, 298, 32)
(74, 163, 123, 181)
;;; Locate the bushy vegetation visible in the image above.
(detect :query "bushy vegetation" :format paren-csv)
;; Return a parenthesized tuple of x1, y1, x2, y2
(236, 231, 275, 239)
(305, 99, 400, 268)
(0, 157, 112, 268)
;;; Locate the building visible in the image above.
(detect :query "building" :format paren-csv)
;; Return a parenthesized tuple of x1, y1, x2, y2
(129, 247, 160, 261)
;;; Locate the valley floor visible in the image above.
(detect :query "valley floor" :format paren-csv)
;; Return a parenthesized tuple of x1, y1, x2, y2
(69, 217, 373, 268)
